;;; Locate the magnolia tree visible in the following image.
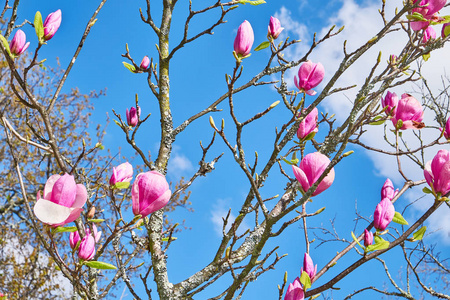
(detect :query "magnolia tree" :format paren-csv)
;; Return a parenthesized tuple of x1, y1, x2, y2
(0, 0, 450, 299)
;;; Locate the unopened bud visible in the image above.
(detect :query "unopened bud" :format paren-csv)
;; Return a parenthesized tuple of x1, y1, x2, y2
(343, 150, 354, 157)
(87, 206, 96, 219)
(269, 100, 280, 109)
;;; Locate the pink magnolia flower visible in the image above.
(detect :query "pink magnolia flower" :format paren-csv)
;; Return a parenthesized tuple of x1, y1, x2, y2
(301, 253, 317, 281)
(69, 224, 102, 249)
(268, 16, 284, 39)
(422, 26, 436, 43)
(297, 107, 319, 140)
(373, 197, 395, 231)
(364, 229, 374, 247)
(78, 235, 95, 260)
(391, 94, 424, 130)
(410, 0, 446, 31)
(443, 117, 450, 140)
(33, 174, 87, 226)
(110, 162, 133, 186)
(140, 56, 150, 69)
(382, 91, 398, 116)
(381, 178, 398, 201)
(9, 30, 30, 57)
(294, 61, 325, 96)
(442, 23, 450, 38)
(284, 277, 304, 300)
(126, 106, 141, 127)
(424, 149, 450, 196)
(234, 20, 254, 57)
(43, 9, 62, 41)
(292, 152, 335, 196)
(132, 171, 172, 217)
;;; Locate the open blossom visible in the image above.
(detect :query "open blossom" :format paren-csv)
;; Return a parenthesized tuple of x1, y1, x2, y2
(297, 107, 318, 140)
(381, 178, 398, 201)
(234, 20, 254, 57)
(292, 152, 335, 196)
(70, 224, 101, 249)
(382, 91, 398, 116)
(126, 106, 140, 127)
(78, 235, 95, 260)
(268, 16, 284, 39)
(9, 30, 30, 57)
(422, 26, 436, 43)
(443, 117, 450, 140)
(284, 277, 304, 300)
(391, 94, 424, 130)
(43, 9, 62, 40)
(110, 162, 133, 186)
(132, 171, 172, 217)
(424, 149, 450, 196)
(364, 229, 374, 247)
(140, 56, 150, 69)
(410, 0, 446, 31)
(301, 253, 317, 281)
(294, 61, 325, 96)
(33, 174, 87, 226)
(373, 197, 395, 231)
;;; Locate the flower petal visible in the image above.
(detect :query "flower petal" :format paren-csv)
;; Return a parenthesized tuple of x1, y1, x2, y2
(34, 199, 73, 225)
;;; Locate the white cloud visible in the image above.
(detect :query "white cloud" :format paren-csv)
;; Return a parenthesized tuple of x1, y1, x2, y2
(276, 0, 450, 241)
(166, 145, 194, 180)
(210, 198, 250, 237)
(1, 237, 72, 297)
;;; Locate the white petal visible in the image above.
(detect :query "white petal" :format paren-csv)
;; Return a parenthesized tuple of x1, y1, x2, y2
(33, 199, 73, 225)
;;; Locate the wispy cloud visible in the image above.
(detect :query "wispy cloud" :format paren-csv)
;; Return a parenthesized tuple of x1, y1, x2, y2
(276, 0, 450, 242)
(210, 198, 250, 237)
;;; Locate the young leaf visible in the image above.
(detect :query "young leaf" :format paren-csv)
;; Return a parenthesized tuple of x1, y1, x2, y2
(53, 226, 78, 233)
(88, 219, 105, 223)
(351, 231, 363, 249)
(423, 53, 430, 62)
(369, 119, 385, 125)
(237, 0, 266, 5)
(113, 181, 131, 189)
(162, 237, 177, 242)
(299, 271, 311, 290)
(422, 186, 433, 194)
(34, 11, 45, 42)
(365, 237, 389, 252)
(412, 226, 426, 241)
(254, 41, 270, 51)
(0, 34, 11, 56)
(122, 62, 136, 73)
(84, 261, 117, 270)
(392, 211, 409, 225)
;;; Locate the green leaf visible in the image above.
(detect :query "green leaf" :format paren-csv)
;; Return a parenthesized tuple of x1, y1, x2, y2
(237, 0, 266, 5)
(34, 11, 44, 42)
(282, 157, 295, 165)
(444, 22, 450, 37)
(162, 237, 177, 242)
(422, 53, 430, 62)
(88, 219, 105, 223)
(113, 181, 131, 189)
(302, 131, 316, 141)
(113, 119, 121, 126)
(299, 271, 311, 290)
(254, 41, 270, 51)
(369, 120, 386, 125)
(53, 226, 77, 233)
(405, 12, 427, 21)
(422, 186, 433, 194)
(122, 62, 136, 73)
(430, 15, 450, 25)
(396, 119, 403, 130)
(412, 226, 426, 241)
(392, 211, 409, 225)
(0, 34, 11, 56)
(351, 231, 363, 249)
(366, 237, 389, 252)
(84, 260, 117, 270)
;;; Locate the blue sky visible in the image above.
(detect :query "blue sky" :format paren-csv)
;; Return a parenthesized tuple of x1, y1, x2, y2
(10, 0, 450, 298)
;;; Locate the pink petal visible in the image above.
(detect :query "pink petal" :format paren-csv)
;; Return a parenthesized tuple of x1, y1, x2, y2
(43, 174, 61, 199)
(73, 184, 88, 208)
